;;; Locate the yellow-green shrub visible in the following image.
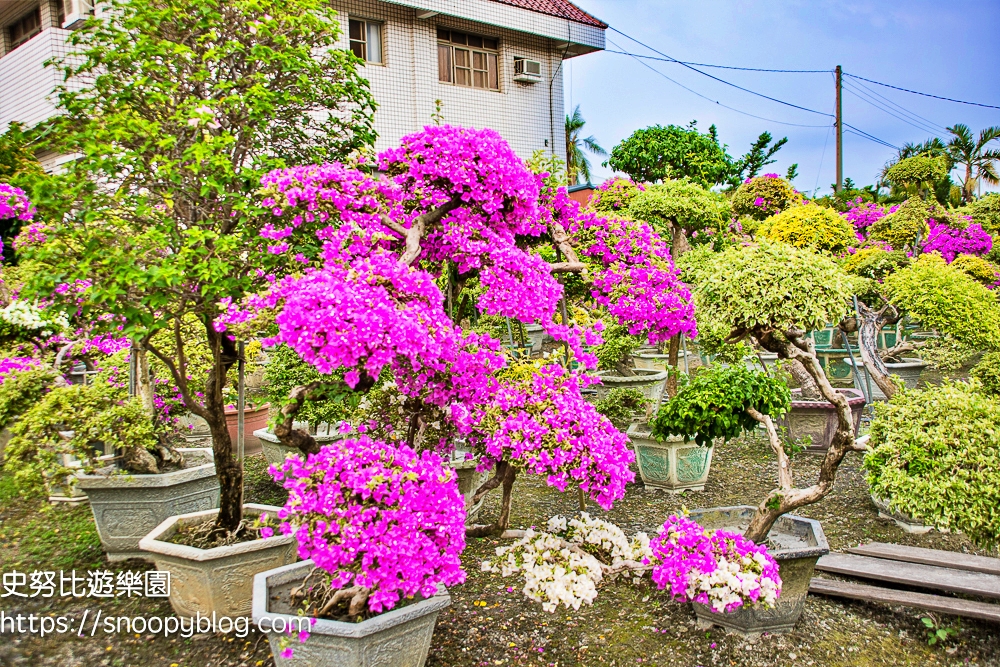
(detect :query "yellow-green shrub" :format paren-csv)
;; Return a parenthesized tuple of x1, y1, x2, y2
(730, 175, 803, 221)
(758, 204, 856, 253)
(950, 254, 1000, 286)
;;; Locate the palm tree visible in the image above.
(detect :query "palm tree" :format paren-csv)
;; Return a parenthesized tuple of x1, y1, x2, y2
(565, 106, 607, 185)
(946, 124, 1000, 203)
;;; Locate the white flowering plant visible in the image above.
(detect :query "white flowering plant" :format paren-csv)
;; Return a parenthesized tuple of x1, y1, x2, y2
(0, 299, 70, 342)
(483, 513, 781, 616)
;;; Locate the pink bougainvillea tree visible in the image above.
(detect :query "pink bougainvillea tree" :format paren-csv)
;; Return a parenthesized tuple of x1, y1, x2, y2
(223, 125, 698, 537)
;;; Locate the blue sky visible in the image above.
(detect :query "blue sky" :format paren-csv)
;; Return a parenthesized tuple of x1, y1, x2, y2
(564, 0, 1000, 196)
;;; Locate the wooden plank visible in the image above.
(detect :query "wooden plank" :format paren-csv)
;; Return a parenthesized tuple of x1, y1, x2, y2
(815, 553, 1000, 600)
(847, 543, 1000, 577)
(809, 577, 1000, 623)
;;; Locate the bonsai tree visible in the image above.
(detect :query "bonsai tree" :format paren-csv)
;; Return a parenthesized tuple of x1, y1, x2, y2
(884, 155, 949, 201)
(730, 174, 804, 222)
(690, 240, 865, 541)
(865, 381, 1000, 548)
(224, 125, 698, 536)
(757, 203, 857, 254)
(627, 179, 730, 257)
(20, 0, 377, 532)
(606, 123, 734, 188)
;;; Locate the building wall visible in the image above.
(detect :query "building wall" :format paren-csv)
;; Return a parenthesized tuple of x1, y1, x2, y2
(331, 0, 568, 161)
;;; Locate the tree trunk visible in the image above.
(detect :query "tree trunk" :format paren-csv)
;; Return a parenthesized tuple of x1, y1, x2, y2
(855, 301, 897, 400)
(206, 332, 243, 533)
(666, 334, 681, 398)
(757, 332, 821, 399)
(670, 221, 691, 257)
(466, 461, 518, 538)
(135, 344, 157, 419)
(743, 329, 863, 543)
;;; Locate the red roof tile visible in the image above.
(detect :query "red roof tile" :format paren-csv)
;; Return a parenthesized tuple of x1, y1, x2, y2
(488, 0, 607, 28)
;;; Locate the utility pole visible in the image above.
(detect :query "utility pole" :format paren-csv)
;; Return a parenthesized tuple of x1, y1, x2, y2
(835, 65, 843, 193)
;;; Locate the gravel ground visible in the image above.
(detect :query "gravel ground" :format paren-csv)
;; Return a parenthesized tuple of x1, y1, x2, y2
(2, 436, 998, 667)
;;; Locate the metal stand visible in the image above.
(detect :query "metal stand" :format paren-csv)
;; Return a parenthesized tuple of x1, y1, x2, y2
(237, 340, 246, 501)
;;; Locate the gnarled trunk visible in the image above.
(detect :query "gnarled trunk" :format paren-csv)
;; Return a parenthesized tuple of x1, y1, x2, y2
(466, 460, 518, 538)
(855, 301, 898, 400)
(744, 329, 866, 543)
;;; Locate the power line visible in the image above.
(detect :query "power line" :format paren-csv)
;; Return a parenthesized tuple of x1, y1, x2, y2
(842, 80, 943, 137)
(608, 27, 834, 118)
(607, 27, 900, 150)
(606, 38, 831, 128)
(844, 73, 1000, 110)
(603, 50, 829, 74)
(847, 77, 949, 133)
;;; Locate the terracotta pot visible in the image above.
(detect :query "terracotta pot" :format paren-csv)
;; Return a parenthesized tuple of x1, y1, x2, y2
(778, 388, 865, 452)
(225, 403, 271, 456)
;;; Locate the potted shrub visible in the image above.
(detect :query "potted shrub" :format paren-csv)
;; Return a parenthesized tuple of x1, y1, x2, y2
(679, 240, 865, 631)
(252, 436, 465, 665)
(0, 358, 56, 464)
(4, 380, 218, 560)
(645, 364, 790, 493)
(139, 503, 296, 618)
(864, 381, 1000, 544)
(481, 512, 787, 634)
(592, 325, 668, 404)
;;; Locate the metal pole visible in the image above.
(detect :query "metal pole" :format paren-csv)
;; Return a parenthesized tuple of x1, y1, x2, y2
(835, 65, 843, 193)
(505, 317, 515, 348)
(852, 296, 874, 402)
(681, 336, 690, 375)
(128, 341, 137, 397)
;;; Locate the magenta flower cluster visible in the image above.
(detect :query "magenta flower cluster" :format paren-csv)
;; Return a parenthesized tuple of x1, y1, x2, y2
(0, 356, 41, 384)
(841, 198, 896, 242)
(0, 183, 35, 222)
(648, 515, 782, 614)
(545, 187, 697, 344)
(587, 177, 645, 211)
(922, 218, 993, 263)
(471, 364, 635, 510)
(267, 436, 467, 613)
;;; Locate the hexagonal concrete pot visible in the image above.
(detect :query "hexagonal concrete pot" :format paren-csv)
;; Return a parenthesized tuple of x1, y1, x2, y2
(870, 495, 935, 534)
(593, 368, 668, 406)
(253, 559, 451, 667)
(845, 357, 927, 401)
(687, 506, 829, 636)
(627, 422, 713, 493)
(139, 503, 297, 618)
(631, 351, 699, 373)
(76, 448, 219, 562)
(524, 323, 546, 352)
(254, 427, 345, 470)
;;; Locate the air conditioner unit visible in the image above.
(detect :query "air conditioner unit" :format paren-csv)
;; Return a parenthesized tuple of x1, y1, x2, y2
(513, 57, 542, 83)
(62, 0, 95, 29)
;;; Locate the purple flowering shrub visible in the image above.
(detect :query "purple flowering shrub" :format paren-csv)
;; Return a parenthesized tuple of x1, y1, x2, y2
(587, 177, 645, 213)
(0, 357, 41, 383)
(841, 197, 895, 241)
(922, 218, 993, 263)
(0, 183, 35, 222)
(649, 515, 781, 613)
(267, 436, 466, 616)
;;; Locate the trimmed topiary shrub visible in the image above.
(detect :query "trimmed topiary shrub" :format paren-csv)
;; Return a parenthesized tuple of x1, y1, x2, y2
(884, 155, 948, 191)
(971, 351, 1000, 397)
(865, 381, 1000, 548)
(868, 198, 932, 250)
(964, 193, 1000, 234)
(883, 253, 1000, 352)
(730, 174, 803, 221)
(628, 179, 730, 241)
(588, 177, 645, 214)
(950, 254, 1000, 286)
(758, 203, 857, 253)
(841, 247, 910, 281)
(653, 364, 790, 446)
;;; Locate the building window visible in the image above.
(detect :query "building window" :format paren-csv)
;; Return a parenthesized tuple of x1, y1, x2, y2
(437, 28, 499, 91)
(8, 6, 42, 51)
(349, 19, 382, 64)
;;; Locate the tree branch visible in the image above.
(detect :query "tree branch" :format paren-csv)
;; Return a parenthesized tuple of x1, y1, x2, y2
(399, 199, 462, 266)
(272, 382, 323, 456)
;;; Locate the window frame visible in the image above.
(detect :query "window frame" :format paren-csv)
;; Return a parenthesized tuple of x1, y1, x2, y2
(436, 28, 500, 92)
(7, 6, 43, 52)
(348, 17, 384, 65)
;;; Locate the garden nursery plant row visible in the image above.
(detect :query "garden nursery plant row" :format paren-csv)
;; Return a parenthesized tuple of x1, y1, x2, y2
(1, 1, 1000, 666)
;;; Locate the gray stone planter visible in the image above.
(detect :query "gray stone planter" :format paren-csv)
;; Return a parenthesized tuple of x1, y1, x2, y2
(524, 323, 546, 352)
(76, 448, 220, 562)
(778, 389, 866, 452)
(687, 506, 829, 636)
(445, 454, 487, 524)
(627, 422, 713, 493)
(139, 503, 297, 618)
(870, 495, 935, 535)
(593, 368, 668, 406)
(844, 357, 927, 401)
(631, 351, 698, 373)
(255, 427, 345, 469)
(743, 352, 778, 373)
(253, 559, 450, 667)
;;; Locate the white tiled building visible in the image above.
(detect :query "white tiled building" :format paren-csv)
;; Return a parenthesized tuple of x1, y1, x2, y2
(0, 0, 606, 164)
